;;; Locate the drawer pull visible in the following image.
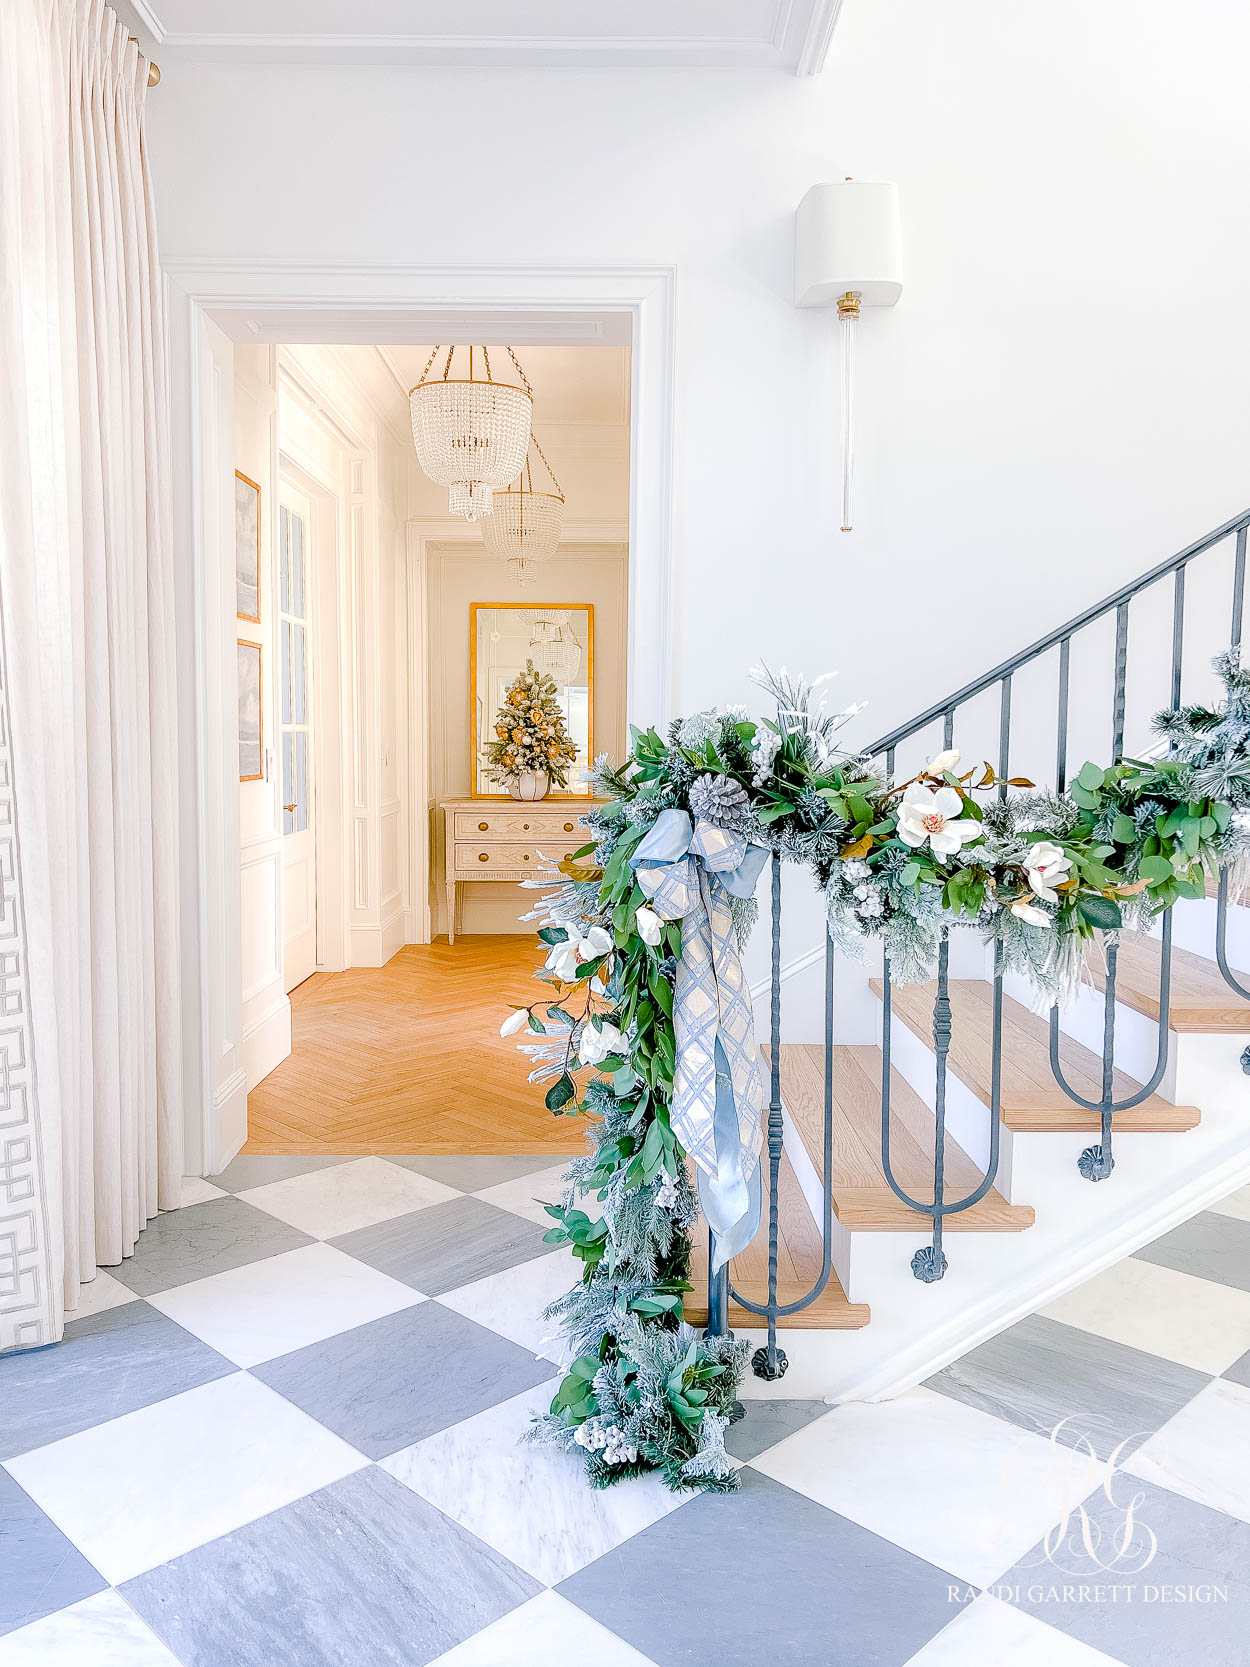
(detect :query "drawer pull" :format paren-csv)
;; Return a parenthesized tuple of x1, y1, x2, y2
(564, 822, 574, 832)
(523, 854, 530, 861)
(478, 853, 489, 863)
(478, 821, 488, 831)
(523, 823, 530, 831)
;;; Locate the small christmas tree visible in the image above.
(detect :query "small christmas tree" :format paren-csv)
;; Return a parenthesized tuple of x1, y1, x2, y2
(484, 659, 580, 791)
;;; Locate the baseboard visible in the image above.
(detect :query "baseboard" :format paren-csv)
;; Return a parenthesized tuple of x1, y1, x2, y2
(207, 1067, 248, 1177)
(349, 905, 408, 967)
(749, 943, 825, 1002)
(242, 991, 291, 1092)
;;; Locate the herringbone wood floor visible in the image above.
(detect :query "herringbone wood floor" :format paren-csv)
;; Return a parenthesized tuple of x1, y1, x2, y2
(244, 936, 586, 1154)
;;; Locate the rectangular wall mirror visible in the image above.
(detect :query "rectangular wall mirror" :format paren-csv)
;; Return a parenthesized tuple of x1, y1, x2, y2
(471, 603, 593, 798)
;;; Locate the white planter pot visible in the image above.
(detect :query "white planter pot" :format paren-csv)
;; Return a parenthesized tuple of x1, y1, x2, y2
(510, 771, 550, 801)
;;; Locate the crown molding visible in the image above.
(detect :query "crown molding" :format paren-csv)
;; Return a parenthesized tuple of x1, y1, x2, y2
(128, 0, 841, 73)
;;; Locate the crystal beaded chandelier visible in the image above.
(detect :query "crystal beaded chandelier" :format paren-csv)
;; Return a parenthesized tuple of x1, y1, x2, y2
(528, 611, 582, 685)
(481, 425, 566, 585)
(408, 345, 533, 520)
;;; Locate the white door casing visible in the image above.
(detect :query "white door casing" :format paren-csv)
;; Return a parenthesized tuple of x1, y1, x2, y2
(278, 489, 318, 989)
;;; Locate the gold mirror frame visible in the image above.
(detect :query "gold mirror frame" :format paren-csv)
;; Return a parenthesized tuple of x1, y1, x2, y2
(470, 601, 594, 800)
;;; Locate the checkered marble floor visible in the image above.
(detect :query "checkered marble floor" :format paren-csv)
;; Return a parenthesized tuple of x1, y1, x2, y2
(5, 1155, 1250, 1666)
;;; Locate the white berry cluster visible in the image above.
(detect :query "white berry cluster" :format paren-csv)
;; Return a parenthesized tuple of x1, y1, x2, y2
(654, 1171, 680, 1210)
(574, 1418, 639, 1467)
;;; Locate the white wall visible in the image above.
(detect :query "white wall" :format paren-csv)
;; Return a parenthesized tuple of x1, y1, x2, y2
(150, 0, 1250, 756)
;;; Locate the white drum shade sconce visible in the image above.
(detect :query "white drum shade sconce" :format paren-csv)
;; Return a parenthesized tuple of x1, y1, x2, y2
(795, 179, 903, 532)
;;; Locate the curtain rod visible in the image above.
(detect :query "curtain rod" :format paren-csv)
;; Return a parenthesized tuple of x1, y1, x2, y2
(128, 37, 161, 87)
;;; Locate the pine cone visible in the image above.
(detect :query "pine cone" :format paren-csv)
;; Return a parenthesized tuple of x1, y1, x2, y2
(689, 773, 750, 827)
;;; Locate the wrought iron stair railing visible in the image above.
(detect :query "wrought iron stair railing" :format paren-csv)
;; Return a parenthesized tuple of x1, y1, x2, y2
(709, 508, 1250, 1380)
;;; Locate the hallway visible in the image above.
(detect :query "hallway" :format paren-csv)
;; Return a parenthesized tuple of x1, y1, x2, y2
(245, 939, 583, 1155)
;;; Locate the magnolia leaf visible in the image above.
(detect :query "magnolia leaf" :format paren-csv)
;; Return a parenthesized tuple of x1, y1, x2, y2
(840, 832, 874, 860)
(1078, 894, 1122, 930)
(545, 1073, 576, 1112)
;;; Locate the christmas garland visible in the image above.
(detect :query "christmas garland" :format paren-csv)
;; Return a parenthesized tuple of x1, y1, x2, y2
(509, 653, 1250, 1493)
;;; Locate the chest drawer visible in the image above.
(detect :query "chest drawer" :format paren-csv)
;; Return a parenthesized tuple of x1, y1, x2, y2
(453, 841, 581, 875)
(453, 808, 586, 840)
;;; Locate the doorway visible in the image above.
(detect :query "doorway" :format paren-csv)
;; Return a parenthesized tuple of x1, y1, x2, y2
(170, 267, 674, 1175)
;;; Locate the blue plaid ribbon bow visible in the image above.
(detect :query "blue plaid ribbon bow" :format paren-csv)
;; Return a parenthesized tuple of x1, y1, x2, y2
(630, 808, 769, 1271)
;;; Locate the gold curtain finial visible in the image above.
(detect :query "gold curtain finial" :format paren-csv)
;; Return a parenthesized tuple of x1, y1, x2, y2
(128, 38, 161, 88)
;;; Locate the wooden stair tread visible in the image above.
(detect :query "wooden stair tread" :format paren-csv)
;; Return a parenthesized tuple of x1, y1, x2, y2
(685, 1153, 870, 1331)
(774, 1044, 1034, 1234)
(1085, 931, 1250, 1032)
(870, 977, 1200, 1133)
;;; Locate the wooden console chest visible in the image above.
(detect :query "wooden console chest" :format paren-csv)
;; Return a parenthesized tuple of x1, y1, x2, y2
(440, 798, 603, 944)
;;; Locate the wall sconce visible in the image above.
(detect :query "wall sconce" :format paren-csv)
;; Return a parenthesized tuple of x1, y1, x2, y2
(795, 179, 903, 532)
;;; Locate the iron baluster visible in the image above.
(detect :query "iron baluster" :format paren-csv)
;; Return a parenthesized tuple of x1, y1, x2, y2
(1171, 565, 1186, 711)
(998, 676, 1011, 800)
(879, 941, 1004, 1278)
(1048, 910, 1174, 1178)
(1056, 637, 1071, 793)
(1112, 601, 1130, 759)
(1214, 530, 1250, 999)
(727, 875, 837, 1364)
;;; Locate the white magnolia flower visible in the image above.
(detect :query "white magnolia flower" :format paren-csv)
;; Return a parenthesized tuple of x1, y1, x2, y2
(578, 1020, 626, 1066)
(545, 925, 614, 983)
(896, 784, 981, 859)
(1011, 899, 1052, 928)
(1024, 840, 1072, 903)
(635, 904, 664, 947)
(499, 1007, 530, 1038)
(929, 748, 961, 776)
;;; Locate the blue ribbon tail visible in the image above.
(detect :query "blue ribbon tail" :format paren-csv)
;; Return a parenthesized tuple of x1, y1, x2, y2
(700, 1036, 763, 1274)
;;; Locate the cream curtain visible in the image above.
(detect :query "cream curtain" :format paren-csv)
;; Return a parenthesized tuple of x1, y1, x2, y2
(0, 0, 182, 1345)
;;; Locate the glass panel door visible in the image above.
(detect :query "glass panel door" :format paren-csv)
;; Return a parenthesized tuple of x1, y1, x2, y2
(279, 504, 311, 836)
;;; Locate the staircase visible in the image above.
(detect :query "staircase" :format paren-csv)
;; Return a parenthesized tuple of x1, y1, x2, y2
(689, 510, 1250, 1398)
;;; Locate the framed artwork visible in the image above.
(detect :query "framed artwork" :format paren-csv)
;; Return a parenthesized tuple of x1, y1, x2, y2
(238, 640, 263, 781)
(235, 469, 261, 622)
(470, 602, 593, 798)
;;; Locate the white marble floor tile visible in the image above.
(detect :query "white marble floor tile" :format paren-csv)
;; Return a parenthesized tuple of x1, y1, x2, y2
(1125, 1376, 1250, 1524)
(472, 1163, 571, 1227)
(1209, 1181, 1250, 1224)
(426, 1591, 659, 1667)
(381, 1380, 691, 1587)
(64, 1268, 136, 1322)
(752, 1387, 1101, 1588)
(903, 1595, 1129, 1666)
(180, 1176, 226, 1207)
(0, 1590, 184, 1667)
(146, 1242, 425, 1367)
(237, 1155, 459, 1239)
(1041, 1255, 1250, 1375)
(438, 1248, 576, 1364)
(5, 1372, 367, 1585)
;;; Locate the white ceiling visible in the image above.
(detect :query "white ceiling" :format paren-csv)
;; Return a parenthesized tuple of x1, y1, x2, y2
(117, 0, 843, 74)
(381, 345, 631, 428)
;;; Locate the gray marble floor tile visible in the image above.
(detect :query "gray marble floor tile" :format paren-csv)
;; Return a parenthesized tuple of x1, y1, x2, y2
(0, 1468, 106, 1637)
(0, 1302, 236, 1462)
(208, 1154, 351, 1193)
(926, 1312, 1211, 1460)
(252, 1300, 553, 1457)
(385, 1154, 558, 1192)
(1134, 1210, 1250, 1294)
(122, 1464, 538, 1667)
(1222, 1347, 1250, 1389)
(330, 1195, 550, 1295)
(558, 1468, 963, 1667)
(1005, 1474, 1250, 1665)
(723, 1398, 832, 1463)
(104, 1196, 315, 1297)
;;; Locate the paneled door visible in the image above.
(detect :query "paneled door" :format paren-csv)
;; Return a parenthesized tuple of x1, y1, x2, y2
(279, 490, 317, 990)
